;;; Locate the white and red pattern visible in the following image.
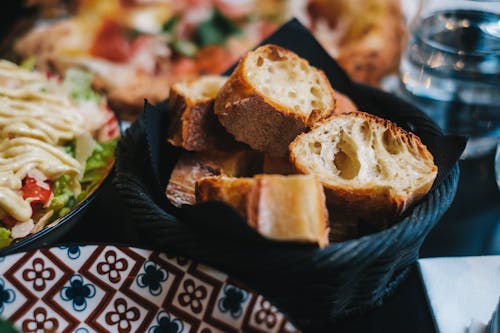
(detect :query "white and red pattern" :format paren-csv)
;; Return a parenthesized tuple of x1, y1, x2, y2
(0, 246, 300, 333)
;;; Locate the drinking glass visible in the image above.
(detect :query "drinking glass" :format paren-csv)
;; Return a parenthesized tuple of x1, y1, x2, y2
(398, 0, 500, 158)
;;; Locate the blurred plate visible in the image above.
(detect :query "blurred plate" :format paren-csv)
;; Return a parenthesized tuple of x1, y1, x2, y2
(0, 245, 299, 333)
(0, 112, 119, 257)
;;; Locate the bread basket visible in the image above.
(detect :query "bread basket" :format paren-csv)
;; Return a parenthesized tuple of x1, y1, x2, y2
(114, 19, 464, 330)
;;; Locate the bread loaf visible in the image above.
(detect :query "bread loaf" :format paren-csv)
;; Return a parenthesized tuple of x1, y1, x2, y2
(168, 75, 241, 151)
(214, 44, 336, 156)
(289, 112, 437, 222)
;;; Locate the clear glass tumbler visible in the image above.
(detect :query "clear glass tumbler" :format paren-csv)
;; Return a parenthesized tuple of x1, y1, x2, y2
(398, 0, 500, 158)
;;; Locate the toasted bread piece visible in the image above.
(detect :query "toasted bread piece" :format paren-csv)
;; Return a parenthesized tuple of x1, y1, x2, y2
(196, 176, 255, 218)
(262, 155, 295, 175)
(333, 90, 357, 115)
(168, 75, 242, 151)
(214, 44, 336, 156)
(289, 112, 437, 222)
(166, 150, 262, 207)
(248, 174, 329, 247)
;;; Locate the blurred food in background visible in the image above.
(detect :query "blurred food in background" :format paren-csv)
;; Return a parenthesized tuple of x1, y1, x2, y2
(12, 0, 405, 119)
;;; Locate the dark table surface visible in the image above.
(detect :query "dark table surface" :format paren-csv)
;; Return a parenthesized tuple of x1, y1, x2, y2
(55, 149, 500, 333)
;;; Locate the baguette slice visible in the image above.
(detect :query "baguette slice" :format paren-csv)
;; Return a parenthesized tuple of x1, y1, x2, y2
(290, 112, 437, 222)
(196, 176, 255, 218)
(214, 44, 336, 156)
(196, 174, 329, 247)
(168, 75, 241, 151)
(166, 150, 262, 207)
(248, 174, 329, 248)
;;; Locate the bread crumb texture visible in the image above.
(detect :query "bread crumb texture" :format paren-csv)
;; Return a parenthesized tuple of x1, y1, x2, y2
(245, 45, 333, 119)
(290, 112, 437, 208)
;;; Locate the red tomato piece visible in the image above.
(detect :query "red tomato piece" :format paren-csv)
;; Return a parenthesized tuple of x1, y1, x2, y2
(22, 177, 52, 206)
(90, 19, 132, 62)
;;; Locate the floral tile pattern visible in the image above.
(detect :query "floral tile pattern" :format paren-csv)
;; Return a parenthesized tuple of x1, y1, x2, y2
(0, 245, 300, 333)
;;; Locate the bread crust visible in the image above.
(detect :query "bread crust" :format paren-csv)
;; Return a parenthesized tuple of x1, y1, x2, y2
(166, 150, 262, 207)
(214, 44, 336, 156)
(195, 176, 255, 218)
(289, 111, 437, 225)
(167, 80, 240, 152)
(247, 174, 329, 247)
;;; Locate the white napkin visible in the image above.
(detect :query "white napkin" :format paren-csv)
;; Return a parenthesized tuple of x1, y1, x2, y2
(418, 256, 500, 333)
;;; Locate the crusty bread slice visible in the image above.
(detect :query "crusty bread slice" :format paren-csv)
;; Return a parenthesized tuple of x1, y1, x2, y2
(196, 174, 329, 247)
(168, 75, 244, 151)
(262, 155, 295, 175)
(196, 176, 255, 218)
(289, 112, 437, 221)
(214, 44, 336, 156)
(166, 150, 262, 207)
(248, 174, 329, 247)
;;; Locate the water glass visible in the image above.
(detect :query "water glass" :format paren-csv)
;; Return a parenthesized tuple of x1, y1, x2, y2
(398, 0, 500, 158)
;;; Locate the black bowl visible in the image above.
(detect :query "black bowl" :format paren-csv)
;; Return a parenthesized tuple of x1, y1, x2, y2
(114, 19, 465, 331)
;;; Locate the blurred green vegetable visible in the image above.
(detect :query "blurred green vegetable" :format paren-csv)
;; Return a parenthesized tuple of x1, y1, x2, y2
(0, 227, 11, 248)
(64, 69, 100, 101)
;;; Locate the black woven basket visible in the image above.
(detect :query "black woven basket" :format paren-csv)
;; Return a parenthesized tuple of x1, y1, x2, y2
(114, 19, 465, 331)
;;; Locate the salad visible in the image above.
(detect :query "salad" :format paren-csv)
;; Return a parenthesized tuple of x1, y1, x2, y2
(0, 60, 118, 249)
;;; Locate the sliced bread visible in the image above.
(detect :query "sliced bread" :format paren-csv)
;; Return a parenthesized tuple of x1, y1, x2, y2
(196, 176, 255, 218)
(196, 174, 329, 247)
(289, 112, 437, 221)
(166, 150, 262, 207)
(168, 75, 241, 151)
(248, 174, 329, 247)
(214, 44, 336, 156)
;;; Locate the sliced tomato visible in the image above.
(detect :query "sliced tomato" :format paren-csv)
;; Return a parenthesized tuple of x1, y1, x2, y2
(22, 177, 52, 209)
(90, 19, 132, 62)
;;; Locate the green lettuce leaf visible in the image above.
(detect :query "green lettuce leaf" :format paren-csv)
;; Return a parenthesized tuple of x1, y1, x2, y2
(64, 69, 101, 101)
(0, 227, 11, 249)
(50, 175, 75, 217)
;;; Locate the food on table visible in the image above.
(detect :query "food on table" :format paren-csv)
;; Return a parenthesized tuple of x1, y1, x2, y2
(196, 175, 254, 218)
(305, 0, 406, 85)
(0, 60, 118, 249)
(289, 112, 438, 224)
(13, 0, 405, 119)
(196, 174, 329, 248)
(166, 150, 262, 207)
(164, 44, 437, 245)
(14, 0, 280, 119)
(214, 44, 336, 156)
(167, 75, 239, 152)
